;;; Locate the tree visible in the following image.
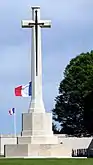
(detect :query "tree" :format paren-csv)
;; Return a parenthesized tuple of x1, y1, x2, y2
(84, 91, 93, 135)
(52, 50, 93, 137)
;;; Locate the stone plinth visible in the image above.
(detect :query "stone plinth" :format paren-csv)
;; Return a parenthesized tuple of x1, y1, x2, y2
(4, 144, 28, 157)
(4, 111, 59, 157)
(19, 111, 58, 145)
(18, 136, 58, 144)
(4, 144, 72, 157)
(21, 112, 53, 136)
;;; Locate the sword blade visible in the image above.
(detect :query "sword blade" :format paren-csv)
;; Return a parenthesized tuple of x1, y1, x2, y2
(35, 10, 38, 76)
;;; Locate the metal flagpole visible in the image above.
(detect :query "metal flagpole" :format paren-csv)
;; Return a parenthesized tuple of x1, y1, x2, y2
(14, 110, 16, 138)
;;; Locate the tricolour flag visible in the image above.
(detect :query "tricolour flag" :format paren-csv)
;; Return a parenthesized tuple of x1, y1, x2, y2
(9, 108, 15, 115)
(14, 81, 32, 97)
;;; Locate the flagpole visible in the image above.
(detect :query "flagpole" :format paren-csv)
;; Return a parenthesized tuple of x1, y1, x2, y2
(14, 112, 16, 138)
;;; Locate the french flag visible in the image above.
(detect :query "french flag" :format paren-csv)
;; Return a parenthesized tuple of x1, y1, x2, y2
(14, 81, 32, 97)
(9, 108, 15, 115)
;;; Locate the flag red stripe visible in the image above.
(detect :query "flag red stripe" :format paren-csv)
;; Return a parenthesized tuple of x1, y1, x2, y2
(9, 110, 12, 115)
(15, 86, 22, 96)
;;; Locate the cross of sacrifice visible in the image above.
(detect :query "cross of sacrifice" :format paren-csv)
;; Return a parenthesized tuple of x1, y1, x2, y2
(21, 6, 51, 76)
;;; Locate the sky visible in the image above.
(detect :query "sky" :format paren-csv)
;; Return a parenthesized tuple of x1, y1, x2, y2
(0, 0, 93, 134)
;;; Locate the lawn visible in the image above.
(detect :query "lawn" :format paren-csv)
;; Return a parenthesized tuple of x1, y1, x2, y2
(0, 158, 93, 165)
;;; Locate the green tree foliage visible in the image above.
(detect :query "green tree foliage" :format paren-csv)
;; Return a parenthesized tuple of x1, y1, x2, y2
(53, 50, 93, 137)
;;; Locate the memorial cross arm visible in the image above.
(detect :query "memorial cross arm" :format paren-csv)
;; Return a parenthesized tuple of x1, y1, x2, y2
(39, 20, 51, 28)
(21, 20, 51, 28)
(21, 20, 35, 28)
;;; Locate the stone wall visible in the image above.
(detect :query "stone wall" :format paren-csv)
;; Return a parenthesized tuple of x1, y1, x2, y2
(0, 135, 17, 155)
(1, 134, 93, 157)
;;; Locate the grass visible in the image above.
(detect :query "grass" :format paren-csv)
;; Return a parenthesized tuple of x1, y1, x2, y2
(0, 158, 93, 165)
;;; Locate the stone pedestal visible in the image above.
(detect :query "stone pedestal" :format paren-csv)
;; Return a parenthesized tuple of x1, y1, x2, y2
(19, 112, 58, 144)
(4, 144, 72, 158)
(4, 112, 59, 157)
(21, 112, 53, 136)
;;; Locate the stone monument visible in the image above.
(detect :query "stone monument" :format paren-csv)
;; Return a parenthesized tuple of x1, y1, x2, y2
(19, 6, 58, 143)
(4, 6, 60, 157)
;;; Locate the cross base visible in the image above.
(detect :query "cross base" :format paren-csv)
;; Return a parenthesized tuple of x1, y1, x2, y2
(21, 112, 53, 136)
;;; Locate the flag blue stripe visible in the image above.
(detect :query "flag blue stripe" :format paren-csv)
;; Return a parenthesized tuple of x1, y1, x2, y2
(12, 108, 15, 113)
(29, 81, 32, 96)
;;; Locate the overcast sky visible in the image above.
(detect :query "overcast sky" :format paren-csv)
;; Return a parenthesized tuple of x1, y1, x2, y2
(0, 0, 93, 134)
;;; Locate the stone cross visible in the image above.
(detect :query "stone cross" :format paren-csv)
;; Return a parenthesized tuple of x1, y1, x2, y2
(21, 6, 51, 113)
